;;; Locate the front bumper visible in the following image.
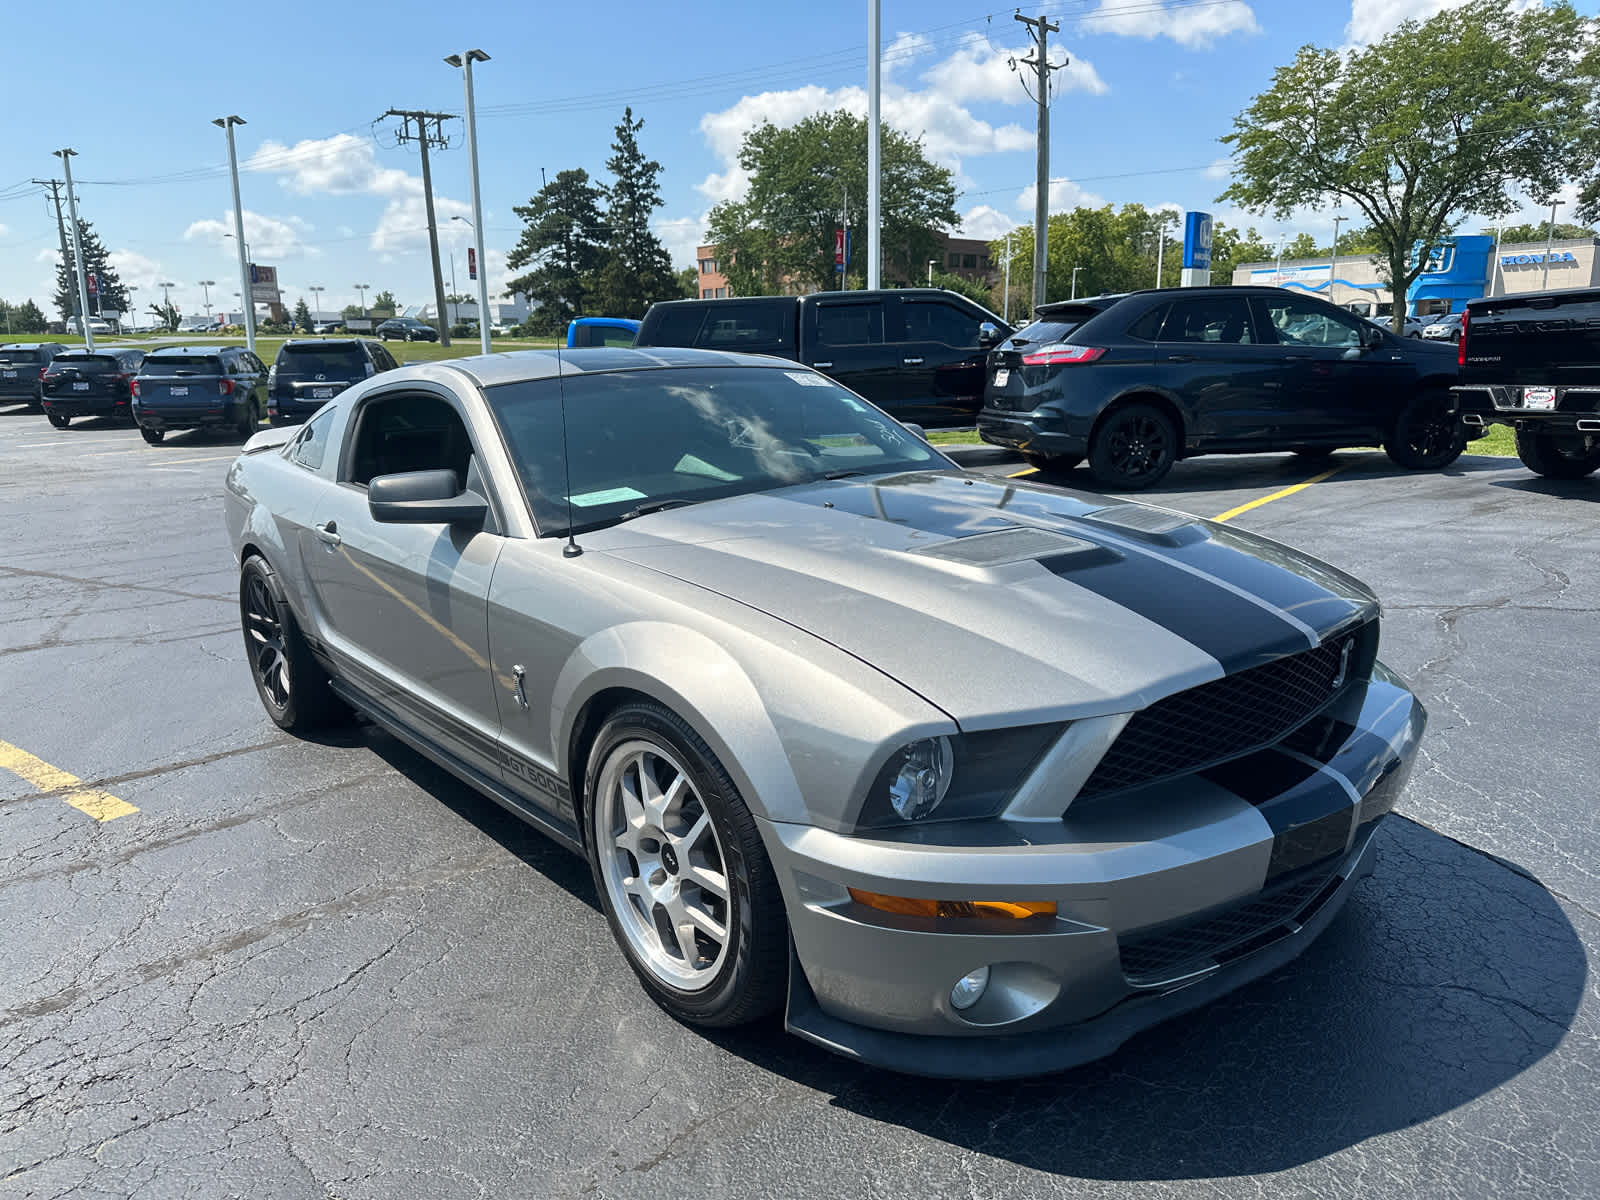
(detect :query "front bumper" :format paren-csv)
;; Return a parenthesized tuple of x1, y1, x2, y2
(976, 410, 1087, 458)
(768, 666, 1425, 1079)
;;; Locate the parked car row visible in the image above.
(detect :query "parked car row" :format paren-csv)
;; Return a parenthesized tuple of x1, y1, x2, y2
(0, 337, 399, 442)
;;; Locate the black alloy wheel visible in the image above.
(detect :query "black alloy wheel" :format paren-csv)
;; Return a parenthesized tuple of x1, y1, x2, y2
(1385, 388, 1466, 470)
(1514, 429, 1600, 479)
(1088, 402, 1179, 489)
(238, 556, 346, 733)
(139, 426, 164, 445)
(46, 412, 69, 429)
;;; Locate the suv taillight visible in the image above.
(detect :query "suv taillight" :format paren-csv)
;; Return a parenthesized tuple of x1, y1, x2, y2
(219, 379, 235, 396)
(130, 379, 141, 397)
(38, 367, 47, 380)
(1457, 319, 1468, 367)
(1020, 344, 1107, 367)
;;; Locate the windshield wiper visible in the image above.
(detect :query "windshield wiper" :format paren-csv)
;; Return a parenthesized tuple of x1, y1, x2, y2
(821, 468, 868, 480)
(618, 498, 700, 522)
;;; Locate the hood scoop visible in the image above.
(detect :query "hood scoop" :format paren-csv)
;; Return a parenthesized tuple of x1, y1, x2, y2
(910, 526, 1103, 566)
(1080, 503, 1203, 546)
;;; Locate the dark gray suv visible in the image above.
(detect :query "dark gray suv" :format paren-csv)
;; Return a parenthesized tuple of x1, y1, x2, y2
(0, 343, 68, 408)
(268, 338, 398, 425)
(132, 345, 269, 444)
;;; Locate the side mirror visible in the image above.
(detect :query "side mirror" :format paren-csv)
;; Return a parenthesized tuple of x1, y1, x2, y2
(1361, 324, 1385, 349)
(901, 421, 928, 440)
(369, 469, 487, 526)
(977, 321, 1001, 349)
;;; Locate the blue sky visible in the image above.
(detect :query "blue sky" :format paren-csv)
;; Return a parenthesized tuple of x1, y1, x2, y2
(2, 0, 1592, 321)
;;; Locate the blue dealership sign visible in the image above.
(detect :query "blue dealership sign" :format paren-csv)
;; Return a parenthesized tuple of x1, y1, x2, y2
(1182, 212, 1213, 270)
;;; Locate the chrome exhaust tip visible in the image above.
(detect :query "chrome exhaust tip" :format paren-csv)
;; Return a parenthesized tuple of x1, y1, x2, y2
(1461, 413, 1485, 426)
(1576, 419, 1600, 433)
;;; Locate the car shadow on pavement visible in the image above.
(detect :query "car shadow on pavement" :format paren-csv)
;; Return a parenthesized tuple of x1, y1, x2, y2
(1490, 477, 1600, 501)
(704, 816, 1588, 1182)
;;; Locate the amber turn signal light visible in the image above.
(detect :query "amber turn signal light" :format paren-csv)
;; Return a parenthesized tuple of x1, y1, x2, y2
(848, 888, 1056, 920)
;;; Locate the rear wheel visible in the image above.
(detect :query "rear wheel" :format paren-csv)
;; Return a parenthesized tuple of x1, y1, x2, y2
(1022, 451, 1083, 473)
(1385, 388, 1465, 470)
(1514, 428, 1600, 479)
(46, 412, 69, 429)
(585, 701, 787, 1028)
(139, 425, 164, 445)
(239, 555, 347, 733)
(1088, 402, 1179, 489)
(236, 404, 257, 440)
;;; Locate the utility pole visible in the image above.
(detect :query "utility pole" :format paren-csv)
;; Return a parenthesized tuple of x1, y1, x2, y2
(1541, 201, 1561, 290)
(383, 107, 458, 346)
(34, 179, 79, 330)
(1330, 214, 1345, 310)
(53, 150, 94, 350)
(445, 50, 494, 356)
(1015, 12, 1063, 311)
(867, 0, 881, 290)
(212, 116, 257, 354)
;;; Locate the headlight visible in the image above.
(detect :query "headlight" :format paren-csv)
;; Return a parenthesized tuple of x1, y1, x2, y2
(887, 737, 954, 821)
(858, 724, 1063, 829)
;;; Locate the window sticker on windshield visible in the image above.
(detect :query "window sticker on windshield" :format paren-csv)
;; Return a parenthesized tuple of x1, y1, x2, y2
(568, 486, 647, 507)
(785, 371, 832, 387)
(674, 454, 740, 481)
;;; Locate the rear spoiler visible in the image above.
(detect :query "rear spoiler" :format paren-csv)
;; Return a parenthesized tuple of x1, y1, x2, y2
(241, 426, 297, 455)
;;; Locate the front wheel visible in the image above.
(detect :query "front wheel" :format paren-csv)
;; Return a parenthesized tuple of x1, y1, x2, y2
(1088, 402, 1179, 489)
(585, 701, 787, 1028)
(46, 412, 69, 429)
(1385, 389, 1465, 470)
(139, 425, 164, 445)
(1515, 428, 1600, 479)
(239, 555, 347, 733)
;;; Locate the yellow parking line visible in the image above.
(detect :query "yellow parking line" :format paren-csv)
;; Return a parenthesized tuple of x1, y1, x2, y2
(1211, 466, 1345, 524)
(0, 739, 138, 822)
(1006, 466, 1038, 478)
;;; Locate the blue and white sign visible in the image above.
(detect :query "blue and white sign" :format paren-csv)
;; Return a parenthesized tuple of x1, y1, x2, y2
(1182, 211, 1213, 270)
(1502, 250, 1578, 267)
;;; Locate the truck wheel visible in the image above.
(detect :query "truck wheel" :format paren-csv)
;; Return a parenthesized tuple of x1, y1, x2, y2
(1514, 429, 1600, 479)
(1385, 388, 1464, 470)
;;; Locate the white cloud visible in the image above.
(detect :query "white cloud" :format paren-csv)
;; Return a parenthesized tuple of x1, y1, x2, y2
(921, 32, 1107, 103)
(183, 209, 320, 260)
(107, 249, 163, 293)
(1205, 157, 1234, 181)
(248, 134, 413, 198)
(1016, 178, 1107, 213)
(654, 216, 707, 270)
(1081, 0, 1260, 48)
(35, 248, 56, 264)
(956, 204, 1016, 240)
(1343, 0, 1541, 47)
(370, 192, 473, 254)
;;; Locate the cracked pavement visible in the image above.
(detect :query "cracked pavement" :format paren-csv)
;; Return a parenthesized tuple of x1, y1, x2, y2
(1, 414, 1596, 1199)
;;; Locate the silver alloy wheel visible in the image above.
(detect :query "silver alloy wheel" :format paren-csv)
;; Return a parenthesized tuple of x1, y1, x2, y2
(594, 739, 731, 990)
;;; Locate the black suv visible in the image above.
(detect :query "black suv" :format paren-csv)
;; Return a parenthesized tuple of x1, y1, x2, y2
(376, 317, 440, 343)
(132, 345, 269, 444)
(268, 338, 398, 425)
(40, 347, 146, 427)
(0, 343, 68, 408)
(977, 286, 1463, 488)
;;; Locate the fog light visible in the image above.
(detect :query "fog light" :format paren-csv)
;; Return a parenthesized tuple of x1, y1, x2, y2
(950, 966, 991, 1011)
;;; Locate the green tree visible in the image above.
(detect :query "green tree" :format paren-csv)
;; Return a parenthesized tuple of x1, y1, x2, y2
(370, 290, 397, 317)
(929, 270, 993, 307)
(676, 266, 699, 298)
(293, 297, 312, 330)
(1222, 0, 1600, 324)
(591, 108, 679, 318)
(706, 110, 958, 295)
(8, 299, 48, 333)
(506, 168, 608, 327)
(340, 304, 363, 320)
(1206, 224, 1278, 287)
(991, 204, 1188, 308)
(146, 301, 178, 332)
(53, 220, 130, 321)
(1482, 220, 1597, 244)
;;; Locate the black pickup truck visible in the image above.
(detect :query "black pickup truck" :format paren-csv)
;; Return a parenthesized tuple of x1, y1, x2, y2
(634, 289, 1010, 427)
(1455, 286, 1600, 478)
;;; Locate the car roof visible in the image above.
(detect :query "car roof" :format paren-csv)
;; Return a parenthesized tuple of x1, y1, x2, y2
(58, 345, 141, 355)
(0, 342, 61, 349)
(571, 316, 641, 329)
(436, 346, 800, 389)
(145, 344, 234, 356)
(280, 338, 367, 348)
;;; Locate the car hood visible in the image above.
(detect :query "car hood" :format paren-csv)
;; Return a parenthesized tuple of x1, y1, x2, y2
(596, 470, 1377, 727)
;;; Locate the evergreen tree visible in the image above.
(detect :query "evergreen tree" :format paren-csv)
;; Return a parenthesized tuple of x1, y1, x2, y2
(52, 220, 130, 320)
(593, 108, 679, 318)
(293, 297, 313, 330)
(12, 300, 48, 334)
(506, 168, 608, 326)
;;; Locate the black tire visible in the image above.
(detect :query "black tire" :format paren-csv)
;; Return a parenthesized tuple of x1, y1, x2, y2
(236, 403, 257, 441)
(583, 700, 787, 1028)
(1385, 388, 1466, 470)
(1514, 428, 1600, 479)
(1087, 402, 1179, 489)
(139, 425, 164, 445)
(1022, 451, 1083, 472)
(238, 554, 347, 733)
(46, 412, 69, 429)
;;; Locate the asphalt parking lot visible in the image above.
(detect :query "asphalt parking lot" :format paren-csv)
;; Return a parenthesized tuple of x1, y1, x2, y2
(2, 408, 1596, 1199)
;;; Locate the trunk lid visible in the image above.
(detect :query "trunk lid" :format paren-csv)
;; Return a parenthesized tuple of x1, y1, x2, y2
(138, 355, 227, 409)
(1462, 288, 1600, 390)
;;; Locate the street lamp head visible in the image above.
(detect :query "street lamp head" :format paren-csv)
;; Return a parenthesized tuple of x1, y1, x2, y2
(212, 115, 246, 129)
(52, 148, 77, 159)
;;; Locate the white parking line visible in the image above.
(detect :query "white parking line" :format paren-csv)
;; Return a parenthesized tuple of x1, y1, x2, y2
(146, 454, 239, 467)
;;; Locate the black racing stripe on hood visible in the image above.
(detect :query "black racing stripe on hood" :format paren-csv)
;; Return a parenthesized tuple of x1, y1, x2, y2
(1045, 550, 1312, 673)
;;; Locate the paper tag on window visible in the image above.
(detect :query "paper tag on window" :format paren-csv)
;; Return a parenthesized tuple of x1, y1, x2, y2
(568, 486, 646, 507)
(785, 371, 832, 387)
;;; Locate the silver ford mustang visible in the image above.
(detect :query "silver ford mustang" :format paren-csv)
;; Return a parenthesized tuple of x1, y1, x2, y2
(223, 347, 1425, 1079)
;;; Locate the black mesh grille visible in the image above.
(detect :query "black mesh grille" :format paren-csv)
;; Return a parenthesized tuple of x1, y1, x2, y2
(1079, 629, 1362, 801)
(1119, 868, 1337, 987)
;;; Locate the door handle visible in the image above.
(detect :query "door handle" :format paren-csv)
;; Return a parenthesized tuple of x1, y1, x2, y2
(314, 521, 341, 548)
(1164, 354, 1195, 363)
(903, 357, 924, 365)
(811, 361, 833, 369)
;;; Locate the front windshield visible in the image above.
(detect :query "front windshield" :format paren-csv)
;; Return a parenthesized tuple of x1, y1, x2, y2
(488, 364, 948, 535)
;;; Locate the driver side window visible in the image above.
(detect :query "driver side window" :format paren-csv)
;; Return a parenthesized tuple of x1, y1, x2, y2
(345, 392, 474, 488)
(1260, 296, 1364, 348)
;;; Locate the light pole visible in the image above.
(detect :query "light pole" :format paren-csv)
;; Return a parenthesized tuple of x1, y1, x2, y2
(445, 49, 493, 355)
(212, 115, 256, 354)
(1541, 201, 1561, 290)
(1275, 233, 1289, 284)
(1330, 214, 1345, 309)
(1003, 230, 1013, 322)
(309, 286, 325, 325)
(928, 259, 937, 286)
(867, 0, 881, 290)
(53, 149, 94, 350)
(1154, 212, 1170, 289)
(354, 283, 370, 318)
(1071, 266, 1084, 300)
(198, 280, 216, 324)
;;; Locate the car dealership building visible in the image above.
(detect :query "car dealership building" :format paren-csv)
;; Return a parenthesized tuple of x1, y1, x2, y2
(1232, 235, 1600, 316)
